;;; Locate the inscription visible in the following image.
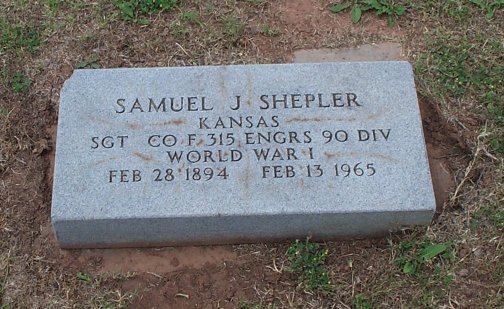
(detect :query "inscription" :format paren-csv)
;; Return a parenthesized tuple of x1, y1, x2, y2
(88, 92, 392, 184)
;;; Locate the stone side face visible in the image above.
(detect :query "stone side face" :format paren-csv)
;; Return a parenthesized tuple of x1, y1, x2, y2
(52, 62, 435, 248)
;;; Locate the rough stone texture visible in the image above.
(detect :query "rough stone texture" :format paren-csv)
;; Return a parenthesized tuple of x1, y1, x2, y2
(293, 43, 403, 63)
(52, 62, 435, 248)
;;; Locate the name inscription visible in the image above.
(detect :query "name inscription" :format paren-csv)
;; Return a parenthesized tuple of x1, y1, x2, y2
(90, 91, 392, 185)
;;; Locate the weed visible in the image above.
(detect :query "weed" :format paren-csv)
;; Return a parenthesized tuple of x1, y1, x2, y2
(329, 0, 406, 26)
(224, 16, 245, 41)
(0, 19, 42, 53)
(113, 0, 176, 22)
(471, 204, 504, 229)
(76, 56, 101, 69)
(286, 239, 331, 291)
(394, 240, 453, 275)
(353, 293, 373, 309)
(488, 134, 504, 154)
(11, 72, 31, 93)
(170, 21, 191, 38)
(46, 0, 61, 13)
(181, 10, 198, 23)
(259, 25, 278, 36)
(76, 272, 93, 283)
(469, 0, 504, 19)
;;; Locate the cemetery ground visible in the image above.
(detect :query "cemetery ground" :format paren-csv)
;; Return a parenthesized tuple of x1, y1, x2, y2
(0, 0, 503, 308)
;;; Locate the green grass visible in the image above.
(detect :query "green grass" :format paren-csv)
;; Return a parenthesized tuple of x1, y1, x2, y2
(46, 0, 62, 14)
(353, 293, 373, 309)
(224, 15, 245, 41)
(0, 19, 42, 54)
(471, 203, 504, 229)
(469, 0, 504, 19)
(285, 239, 331, 292)
(113, 0, 177, 22)
(416, 30, 504, 153)
(259, 25, 278, 37)
(11, 72, 31, 93)
(181, 10, 198, 23)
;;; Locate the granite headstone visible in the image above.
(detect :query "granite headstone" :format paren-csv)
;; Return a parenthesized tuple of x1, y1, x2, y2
(51, 62, 435, 248)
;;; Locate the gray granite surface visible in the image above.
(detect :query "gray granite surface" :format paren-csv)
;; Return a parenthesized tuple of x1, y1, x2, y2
(52, 61, 435, 248)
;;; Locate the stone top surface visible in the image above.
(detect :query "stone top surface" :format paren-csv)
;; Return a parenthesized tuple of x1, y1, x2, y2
(52, 61, 435, 221)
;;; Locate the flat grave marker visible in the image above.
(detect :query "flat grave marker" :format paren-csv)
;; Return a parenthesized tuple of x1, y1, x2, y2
(51, 61, 435, 248)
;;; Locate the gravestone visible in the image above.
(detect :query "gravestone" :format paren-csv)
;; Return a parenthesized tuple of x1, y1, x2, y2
(51, 61, 435, 248)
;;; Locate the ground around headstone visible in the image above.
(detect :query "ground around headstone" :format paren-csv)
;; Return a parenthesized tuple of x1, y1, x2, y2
(2, 1, 501, 308)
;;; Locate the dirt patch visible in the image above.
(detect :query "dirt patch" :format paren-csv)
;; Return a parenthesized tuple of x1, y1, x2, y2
(281, 0, 406, 38)
(419, 99, 459, 211)
(75, 246, 237, 274)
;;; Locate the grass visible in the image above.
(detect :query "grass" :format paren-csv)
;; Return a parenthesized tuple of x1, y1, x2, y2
(0, 19, 42, 54)
(415, 5, 504, 154)
(469, 0, 504, 19)
(11, 72, 31, 93)
(471, 203, 504, 229)
(259, 25, 278, 37)
(113, 0, 177, 23)
(169, 10, 202, 38)
(393, 239, 454, 276)
(329, 0, 407, 26)
(285, 239, 331, 292)
(224, 15, 246, 41)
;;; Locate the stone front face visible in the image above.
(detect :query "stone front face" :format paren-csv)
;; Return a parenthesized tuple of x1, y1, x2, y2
(51, 62, 435, 248)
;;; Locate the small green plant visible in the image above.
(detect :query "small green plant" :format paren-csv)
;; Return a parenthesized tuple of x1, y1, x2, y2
(76, 56, 100, 69)
(469, 0, 504, 19)
(76, 271, 92, 283)
(170, 21, 191, 38)
(224, 16, 245, 41)
(286, 238, 331, 291)
(329, 0, 406, 27)
(11, 72, 31, 93)
(394, 241, 453, 275)
(489, 135, 504, 154)
(471, 204, 504, 229)
(353, 293, 373, 309)
(259, 25, 278, 36)
(181, 10, 198, 23)
(113, 0, 176, 22)
(46, 0, 61, 13)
